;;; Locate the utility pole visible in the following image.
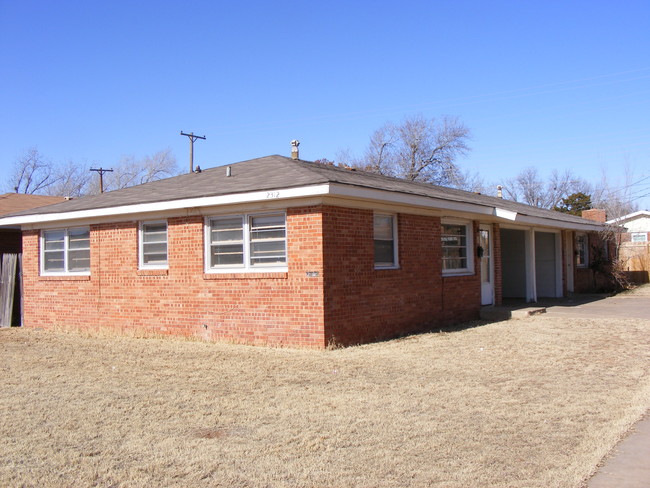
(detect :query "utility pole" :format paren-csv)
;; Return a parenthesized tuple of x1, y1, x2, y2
(180, 131, 206, 173)
(90, 167, 113, 194)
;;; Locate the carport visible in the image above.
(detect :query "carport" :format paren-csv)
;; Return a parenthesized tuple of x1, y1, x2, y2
(500, 227, 563, 302)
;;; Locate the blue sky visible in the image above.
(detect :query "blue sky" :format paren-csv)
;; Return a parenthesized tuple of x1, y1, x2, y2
(1, 0, 649, 209)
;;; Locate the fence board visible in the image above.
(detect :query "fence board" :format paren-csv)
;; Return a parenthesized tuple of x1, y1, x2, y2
(0, 253, 18, 327)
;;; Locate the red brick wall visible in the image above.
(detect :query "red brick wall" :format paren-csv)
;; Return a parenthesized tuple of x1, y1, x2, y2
(321, 206, 480, 346)
(22, 204, 483, 348)
(22, 207, 326, 348)
(573, 231, 615, 292)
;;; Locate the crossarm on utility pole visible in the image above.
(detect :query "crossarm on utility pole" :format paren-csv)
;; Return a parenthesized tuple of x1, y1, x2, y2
(180, 131, 206, 173)
(90, 167, 114, 193)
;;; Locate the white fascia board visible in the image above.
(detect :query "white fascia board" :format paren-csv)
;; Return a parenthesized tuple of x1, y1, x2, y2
(513, 214, 604, 231)
(327, 183, 495, 216)
(494, 208, 518, 220)
(327, 184, 598, 230)
(0, 184, 332, 227)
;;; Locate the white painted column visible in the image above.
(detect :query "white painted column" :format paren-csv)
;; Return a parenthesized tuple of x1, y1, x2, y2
(525, 228, 537, 302)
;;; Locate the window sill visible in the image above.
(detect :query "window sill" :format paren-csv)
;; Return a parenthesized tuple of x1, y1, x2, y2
(38, 275, 91, 281)
(374, 266, 400, 271)
(442, 271, 474, 277)
(203, 272, 288, 280)
(137, 269, 169, 277)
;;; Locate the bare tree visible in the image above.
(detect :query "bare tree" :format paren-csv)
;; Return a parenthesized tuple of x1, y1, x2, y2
(353, 115, 471, 187)
(100, 148, 179, 193)
(502, 167, 590, 209)
(46, 160, 93, 197)
(6, 148, 57, 194)
(5, 147, 180, 197)
(590, 163, 640, 220)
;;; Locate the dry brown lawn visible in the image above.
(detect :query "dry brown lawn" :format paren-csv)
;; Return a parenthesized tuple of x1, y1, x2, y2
(1, 307, 650, 487)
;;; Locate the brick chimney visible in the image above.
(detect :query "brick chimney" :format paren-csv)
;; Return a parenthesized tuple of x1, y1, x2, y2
(581, 209, 607, 223)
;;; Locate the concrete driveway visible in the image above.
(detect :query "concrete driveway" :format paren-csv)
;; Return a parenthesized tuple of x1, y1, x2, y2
(542, 289, 650, 320)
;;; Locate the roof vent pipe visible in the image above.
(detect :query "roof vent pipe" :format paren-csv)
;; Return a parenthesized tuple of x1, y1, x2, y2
(497, 185, 503, 198)
(226, 166, 231, 177)
(291, 140, 300, 160)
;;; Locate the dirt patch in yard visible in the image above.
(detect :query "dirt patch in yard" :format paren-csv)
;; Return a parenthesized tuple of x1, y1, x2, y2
(1, 313, 649, 487)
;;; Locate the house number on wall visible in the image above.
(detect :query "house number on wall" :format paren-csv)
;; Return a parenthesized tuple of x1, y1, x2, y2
(266, 191, 280, 199)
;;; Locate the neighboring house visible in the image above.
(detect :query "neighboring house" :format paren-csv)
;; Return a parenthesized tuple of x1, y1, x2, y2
(0, 193, 66, 254)
(0, 193, 67, 327)
(607, 210, 650, 282)
(0, 155, 608, 347)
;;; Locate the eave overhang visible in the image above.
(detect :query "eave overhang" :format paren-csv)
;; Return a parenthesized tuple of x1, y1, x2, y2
(0, 182, 604, 232)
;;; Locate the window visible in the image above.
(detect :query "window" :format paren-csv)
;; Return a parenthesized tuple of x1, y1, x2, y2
(631, 232, 648, 243)
(374, 214, 398, 268)
(140, 221, 168, 268)
(41, 227, 90, 275)
(206, 213, 287, 272)
(576, 233, 588, 267)
(441, 221, 473, 274)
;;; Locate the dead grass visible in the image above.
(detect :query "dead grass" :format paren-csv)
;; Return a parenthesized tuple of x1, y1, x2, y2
(1, 312, 650, 487)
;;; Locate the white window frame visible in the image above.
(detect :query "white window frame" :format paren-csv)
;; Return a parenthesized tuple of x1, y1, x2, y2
(631, 232, 648, 243)
(40, 226, 91, 276)
(205, 212, 288, 273)
(441, 220, 474, 275)
(576, 232, 588, 268)
(373, 213, 399, 269)
(139, 220, 168, 269)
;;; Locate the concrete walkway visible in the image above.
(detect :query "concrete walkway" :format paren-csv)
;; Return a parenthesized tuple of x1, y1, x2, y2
(588, 413, 650, 488)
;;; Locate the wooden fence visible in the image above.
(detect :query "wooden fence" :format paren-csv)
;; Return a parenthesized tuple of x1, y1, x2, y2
(620, 243, 650, 284)
(0, 253, 21, 327)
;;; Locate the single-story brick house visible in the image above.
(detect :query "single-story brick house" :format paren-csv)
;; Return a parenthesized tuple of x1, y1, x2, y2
(0, 155, 608, 347)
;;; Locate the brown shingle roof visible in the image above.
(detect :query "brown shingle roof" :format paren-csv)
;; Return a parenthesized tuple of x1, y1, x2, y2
(0, 193, 67, 217)
(1, 155, 600, 227)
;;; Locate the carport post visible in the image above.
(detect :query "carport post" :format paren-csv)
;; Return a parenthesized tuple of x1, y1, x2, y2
(526, 229, 537, 302)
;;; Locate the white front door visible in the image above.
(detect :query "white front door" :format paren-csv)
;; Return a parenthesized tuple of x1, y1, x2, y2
(479, 225, 494, 305)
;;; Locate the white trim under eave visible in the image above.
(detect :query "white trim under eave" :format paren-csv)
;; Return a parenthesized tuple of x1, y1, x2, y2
(0, 185, 332, 227)
(511, 214, 603, 231)
(328, 184, 604, 231)
(327, 183, 496, 216)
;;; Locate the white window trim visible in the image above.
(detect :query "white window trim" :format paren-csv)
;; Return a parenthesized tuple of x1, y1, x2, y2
(576, 232, 588, 268)
(139, 220, 169, 270)
(631, 232, 648, 243)
(40, 226, 91, 276)
(374, 213, 399, 270)
(441, 219, 474, 276)
(204, 211, 288, 274)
